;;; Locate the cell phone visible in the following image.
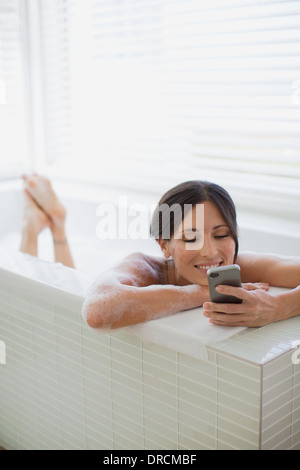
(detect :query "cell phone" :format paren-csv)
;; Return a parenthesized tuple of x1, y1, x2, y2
(207, 264, 242, 304)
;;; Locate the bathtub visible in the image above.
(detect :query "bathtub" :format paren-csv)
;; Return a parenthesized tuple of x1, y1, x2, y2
(0, 179, 300, 450)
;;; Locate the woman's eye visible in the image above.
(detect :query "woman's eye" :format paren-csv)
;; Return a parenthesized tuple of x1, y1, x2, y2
(215, 234, 229, 239)
(182, 234, 201, 243)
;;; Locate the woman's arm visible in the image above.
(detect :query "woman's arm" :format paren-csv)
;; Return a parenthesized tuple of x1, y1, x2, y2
(82, 252, 209, 329)
(83, 282, 208, 329)
(237, 252, 300, 288)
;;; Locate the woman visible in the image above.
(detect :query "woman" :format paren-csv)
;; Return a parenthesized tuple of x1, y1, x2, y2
(20, 173, 75, 268)
(82, 180, 300, 329)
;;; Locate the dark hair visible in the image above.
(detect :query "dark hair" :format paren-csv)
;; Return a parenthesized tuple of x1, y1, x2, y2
(150, 180, 239, 260)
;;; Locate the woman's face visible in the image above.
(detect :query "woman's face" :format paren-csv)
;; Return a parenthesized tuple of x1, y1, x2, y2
(159, 201, 236, 286)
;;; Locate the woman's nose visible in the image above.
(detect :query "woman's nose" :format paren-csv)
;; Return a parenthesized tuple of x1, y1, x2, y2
(199, 235, 217, 257)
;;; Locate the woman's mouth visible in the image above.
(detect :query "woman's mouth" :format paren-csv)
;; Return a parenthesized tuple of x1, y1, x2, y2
(194, 261, 223, 271)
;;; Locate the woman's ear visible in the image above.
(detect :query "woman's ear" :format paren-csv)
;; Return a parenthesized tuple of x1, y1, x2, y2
(158, 238, 172, 258)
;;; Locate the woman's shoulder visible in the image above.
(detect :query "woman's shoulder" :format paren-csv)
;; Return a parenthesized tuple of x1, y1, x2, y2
(237, 251, 284, 269)
(236, 251, 299, 286)
(236, 251, 271, 283)
(114, 252, 168, 286)
(124, 251, 165, 265)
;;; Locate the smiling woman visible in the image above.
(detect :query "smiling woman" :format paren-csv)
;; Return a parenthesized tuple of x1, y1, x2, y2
(151, 181, 238, 287)
(159, 202, 236, 287)
(82, 180, 300, 330)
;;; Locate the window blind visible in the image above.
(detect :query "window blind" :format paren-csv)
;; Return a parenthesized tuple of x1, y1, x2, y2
(0, 0, 29, 177)
(37, 0, 300, 216)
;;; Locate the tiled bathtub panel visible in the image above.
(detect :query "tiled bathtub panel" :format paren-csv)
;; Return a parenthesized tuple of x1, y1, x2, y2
(216, 352, 261, 450)
(0, 306, 10, 351)
(216, 379, 261, 420)
(177, 359, 218, 449)
(110, 376, 144, 449)
(61, 407, 86, 450)
(110, 334, 221, 450)
(2, 273, 300, 450)
(291, 418, 300, 450)
(261, 425, 293, 450)
(143, 398, 178, 449)
(83, 363, 114, 450)
(292, 369, 300, 450)
(213, 318, 300, 365)
(84, 416, 114, 450)
(0, 290, 256, 450)
(215, 353, 261, 384)
(143, 363, 179, 447)
(262, 355, 294, 388)
(141, 342, 177, 447)
(178, 353, 217, 391)
(3, 298, 73, 449)
(0, 344, 39, 449)
(261, 351, 300, 450)
(0, 379, 20, 449)
(114, 337, 172, 448)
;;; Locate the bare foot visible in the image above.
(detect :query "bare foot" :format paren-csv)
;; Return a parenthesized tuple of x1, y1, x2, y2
(22, 174, 66, 229)
(22, 189, 51, 236)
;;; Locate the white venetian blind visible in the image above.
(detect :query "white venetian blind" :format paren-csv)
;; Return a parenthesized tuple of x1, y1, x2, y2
(0, 0, 29, 177)
(38, 0, 300, 214)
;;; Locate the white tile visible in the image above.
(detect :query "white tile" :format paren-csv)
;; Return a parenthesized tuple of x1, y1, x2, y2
(144, 425, 177, 450)
(261, 423, 292, 450)
(143, 392, 177, 422)
(217, 429, 259, 450)
(217, 389, 260, 418)
(179, 363, 217, 391)
(291, 421, 300, 450)
(217, 404, 260, 434)
(178, 383, 216, 417)
(262, 390, 293, 419)
(217, 377, 261, 409)
(143, 360, 177, 387)
(217, 353, 261, 382)
(217, 416, 259, 448)
(113, 427, 144, 450)
(263, 351, 294, 379)
(178, 422, 216, 449)
(85, 432, 112, 450)
(179, 410, 216, 439)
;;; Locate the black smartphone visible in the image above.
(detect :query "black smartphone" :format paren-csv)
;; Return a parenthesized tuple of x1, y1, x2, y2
(207, 264, 243, 304)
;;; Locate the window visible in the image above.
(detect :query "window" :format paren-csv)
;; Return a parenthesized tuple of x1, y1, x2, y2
(28, 1, 300, 217)
(0, 0, 30, 177)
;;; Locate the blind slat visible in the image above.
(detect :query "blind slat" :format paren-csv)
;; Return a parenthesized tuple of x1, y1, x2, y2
(0, 0, 29, 173)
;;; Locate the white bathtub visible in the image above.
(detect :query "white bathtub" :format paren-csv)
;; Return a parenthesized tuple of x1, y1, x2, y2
(0, 180, 300, 450)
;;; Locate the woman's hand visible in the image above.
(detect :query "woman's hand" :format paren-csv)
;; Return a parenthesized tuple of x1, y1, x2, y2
(203, 282, 281, 327)
(241, 282, 269, 292)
